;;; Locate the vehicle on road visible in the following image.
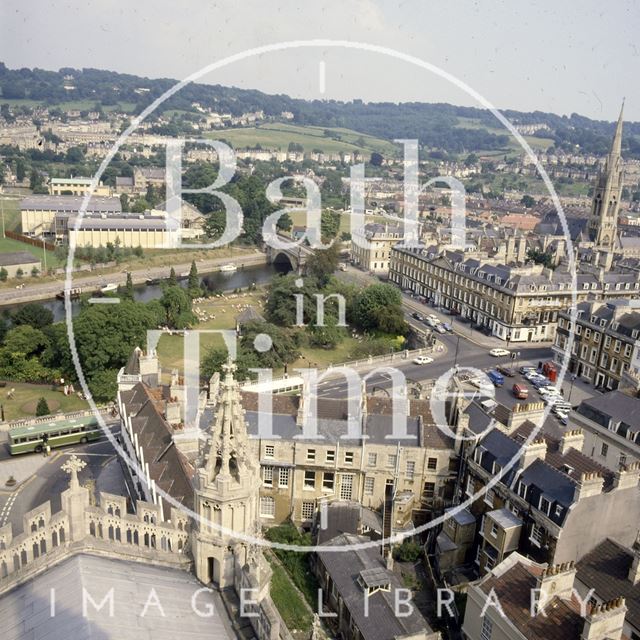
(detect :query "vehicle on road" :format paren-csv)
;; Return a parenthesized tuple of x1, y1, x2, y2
(441, 323, 453, 332)
(489, 348, 510, 357)
(8, 415, 102, 455)
(487, 370, 505, 386)
(512, 383, 529, 399)
(413, 355, 434, 365)
(435, 324, 447, 334)
(496, 365, 515, 377)
(538, 385, 561, 396)
(411, 312, 424, 321)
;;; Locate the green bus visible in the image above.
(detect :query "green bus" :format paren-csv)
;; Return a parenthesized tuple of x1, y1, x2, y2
(8, 415, 103, 455)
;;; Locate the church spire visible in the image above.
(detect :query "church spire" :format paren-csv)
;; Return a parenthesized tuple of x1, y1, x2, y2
(205, 357, 251, 482)
(586, 102, 625, 252)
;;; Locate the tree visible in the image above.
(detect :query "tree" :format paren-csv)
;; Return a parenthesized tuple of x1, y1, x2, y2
(15, 268, 24, 278)
(352, 284, 407, 334)
(168, 267, 177, 286)
(0, 267, 7, 281)
(31, 266, 40, 277)
(73, 300, 158, 376)
(15, 158, 26, 182)
(123, 272, 134, 300)
(5, 325, 50, 356)
(521, 194, 536, 208)
(13, 303, 54, 329)
(160, 285, 193, 328)
(87, 369, 119, 402)
(370, 151, 383, 166)
(120, 193, 129, 210)
(187, 261, 201, 298)
(35, 397, 50, 417)
(305, 243, 341, 287)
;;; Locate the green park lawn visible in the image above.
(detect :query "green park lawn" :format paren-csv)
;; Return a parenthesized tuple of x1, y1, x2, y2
(0, 381, 88, 422)
(0, 235, 64, 271)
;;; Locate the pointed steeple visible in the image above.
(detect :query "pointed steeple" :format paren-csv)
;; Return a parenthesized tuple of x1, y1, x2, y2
(205, 357, 251, 482)
(609, 100, 625, 164)
(586, 102, 625, 251)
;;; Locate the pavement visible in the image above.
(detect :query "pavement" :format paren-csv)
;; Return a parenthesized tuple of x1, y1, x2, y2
(0, 249, 266, 306)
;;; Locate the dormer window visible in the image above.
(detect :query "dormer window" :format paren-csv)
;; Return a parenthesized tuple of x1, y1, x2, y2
(358, 568, 391, 595)
(517, 481, 527, 498)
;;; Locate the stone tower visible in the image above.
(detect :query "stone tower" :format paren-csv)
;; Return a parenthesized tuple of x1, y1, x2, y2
(587, 102, 625, 251)
(191, 360, 261, 588)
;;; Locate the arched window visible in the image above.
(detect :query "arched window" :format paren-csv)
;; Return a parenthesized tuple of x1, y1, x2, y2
(38, 517, 45, 529)
(143, 514, 149, 523)
(52, 531, 58, 547)
(177, 521, 184, 531)
(97, 523, 103, 538)
(0, 561, 7, 578)
(133, 530, 139, 545)
(59, 528, 65, 543)
(40, 539, 46, 555)
(150, 534, 156, 549)
(108, 525, 114, 541)
(178, 539, 183, 551)
(89, 521, 96, 536)
(115, 507, 121, 517)
(32, 543, 39, 559)
(30, 523, 37, 533)
(126, 529, 133, 544)
(13, 554, 20, 571)
(115, 527, 121, 542)
(107, 506, 114, 516)
(160, 536, 167, 551)
(144, 532, 150, 547)
(167, 538, 172, 552)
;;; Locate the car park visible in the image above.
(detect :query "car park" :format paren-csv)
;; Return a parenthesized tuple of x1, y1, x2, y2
(413, 355, 434, 365)
(489, 348, 510, 357)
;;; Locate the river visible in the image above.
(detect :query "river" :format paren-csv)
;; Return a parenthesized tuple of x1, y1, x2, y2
(4, 263, 286, 321)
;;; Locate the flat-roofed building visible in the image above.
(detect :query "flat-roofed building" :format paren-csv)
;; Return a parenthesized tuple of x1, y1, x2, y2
(352, 223, 403, 274)
(20, 195, 122, 236)
(67, 213, 176, 249)
(49, 176, 111, 197)
(0, 251, 41, 278)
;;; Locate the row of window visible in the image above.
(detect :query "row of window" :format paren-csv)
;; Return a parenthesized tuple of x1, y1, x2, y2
(263, 445, 438, 472)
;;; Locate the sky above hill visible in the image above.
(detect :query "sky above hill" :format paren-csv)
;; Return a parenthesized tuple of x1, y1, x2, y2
(1, 0, 638, 121)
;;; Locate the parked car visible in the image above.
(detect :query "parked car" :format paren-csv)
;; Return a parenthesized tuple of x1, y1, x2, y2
(519, 365, 536, 374)
(512, 383, 529, 399)
(525, 371, 545, 382)
(489, 348, 510, 357)
(413, 355, 434, 365)
(487, 370, 505, 386)
(496, 365, 515, 377)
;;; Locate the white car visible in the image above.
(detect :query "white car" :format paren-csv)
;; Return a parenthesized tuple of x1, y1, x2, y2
(525, 371, 545, 382)
(489, 348, 510, 357)
(413, 355, 434, 365)
(435, 324, 447, 334)
(426, 318, 440, 328)
(538, 385, 561, 396)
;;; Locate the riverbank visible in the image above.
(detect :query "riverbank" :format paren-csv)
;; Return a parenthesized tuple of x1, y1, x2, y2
(0, 249, 267, 306)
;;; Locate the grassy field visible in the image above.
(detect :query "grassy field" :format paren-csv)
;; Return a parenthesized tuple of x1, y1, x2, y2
(0, 98, 137, 112)
(266, 556, 313, 637)
(286, 210, 389, 235)
(206, 122, 398, 156)
(0, 196, 21, 232)
(1, 382, 88, 422)
(0, 235, 64, 270)
(455, 116, 555, 156)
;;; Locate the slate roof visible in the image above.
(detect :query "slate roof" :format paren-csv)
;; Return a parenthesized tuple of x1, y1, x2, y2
(318, 533, 433, 640)
(120, 383, 194, 512)
(576, 538, 640, 632)
(20, 195, 122, 213)
(478, 560, 584, 640)
(0, 554, 232, 640)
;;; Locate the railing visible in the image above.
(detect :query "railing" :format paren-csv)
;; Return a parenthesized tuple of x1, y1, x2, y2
(4, 406, 114, 429)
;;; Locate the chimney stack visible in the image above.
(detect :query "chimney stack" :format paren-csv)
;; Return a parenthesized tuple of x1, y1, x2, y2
(574, 472, 605, 501)
(535, 561, 577, 612)
(613, 461, 640, 491)
(628, 532, 640, 586)
(559, 429, 585, 455)
(519, 437, 547, 470)
(581, 597, 627, 640)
